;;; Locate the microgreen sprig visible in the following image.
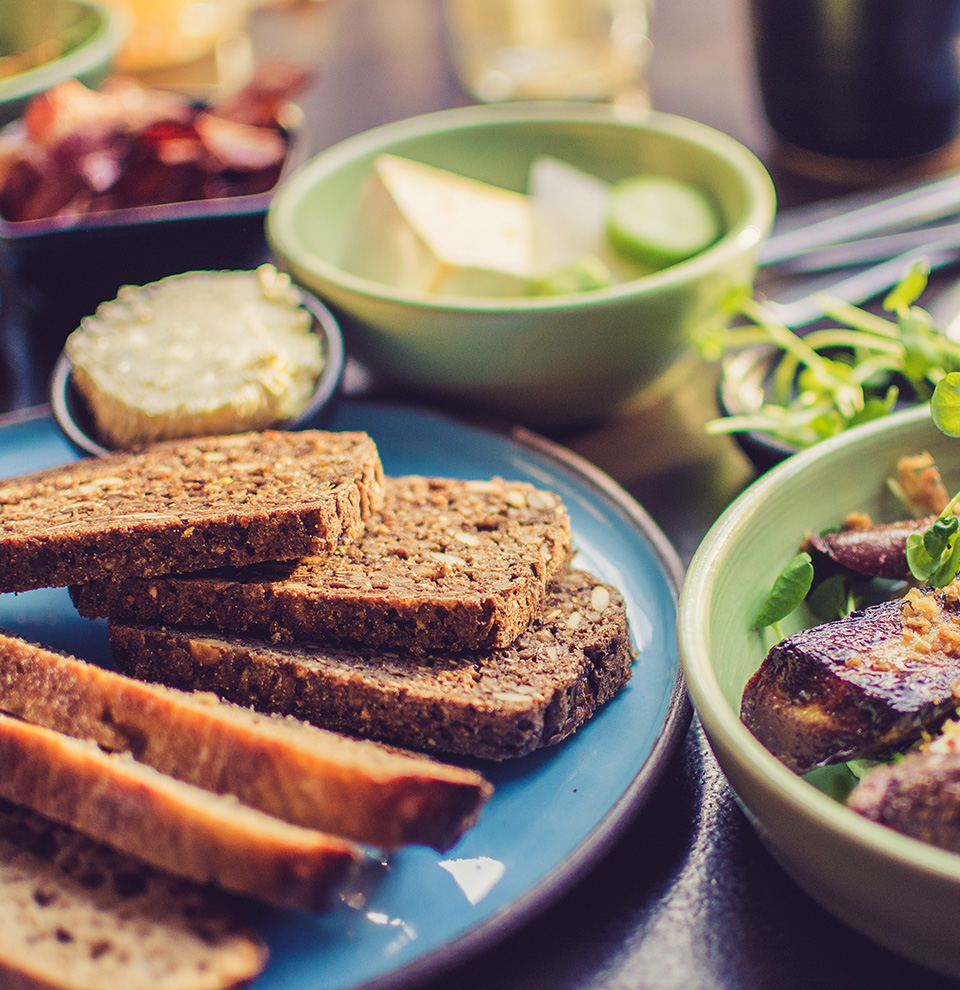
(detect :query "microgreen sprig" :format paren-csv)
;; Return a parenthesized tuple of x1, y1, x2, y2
(704, 263, 960, 450)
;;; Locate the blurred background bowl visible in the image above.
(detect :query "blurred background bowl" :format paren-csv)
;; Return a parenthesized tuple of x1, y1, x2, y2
(49, 284, 345, 457)
(678, 403, 960, 977)
(0, 0, 123, 127)
(266, 101, 776, 428)
(0, 108, 305, 352)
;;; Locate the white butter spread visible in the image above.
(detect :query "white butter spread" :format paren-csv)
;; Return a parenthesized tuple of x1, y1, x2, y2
(66, 265, 325, 447)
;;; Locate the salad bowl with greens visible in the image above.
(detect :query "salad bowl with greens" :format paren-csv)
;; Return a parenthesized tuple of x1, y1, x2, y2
(678, 399, 960, 977)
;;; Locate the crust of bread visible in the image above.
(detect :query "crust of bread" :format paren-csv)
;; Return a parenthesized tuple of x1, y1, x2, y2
(71, 475, 572, 652)
(0, 799, 267, 990)
(0, 712, 364, 911)
(109, 570, 634, 760)
(0, 630, 491, 851)
(0, 430, 385, 593)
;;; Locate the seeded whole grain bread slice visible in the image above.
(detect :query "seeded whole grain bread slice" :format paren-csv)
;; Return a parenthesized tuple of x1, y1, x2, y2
(73, 476, 572, 652)
(109, 569, 633, 761)
(0, 798, 267, 990)
(0, 629, 491, 852)
(0, 429, 384, 593)
(0, 710, 365, 911)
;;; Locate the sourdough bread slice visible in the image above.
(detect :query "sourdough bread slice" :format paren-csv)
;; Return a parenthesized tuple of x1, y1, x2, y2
(0, 630, 491, 851)
(0, 798, 267, 990)
(0, 429, 384, 593)
(109, 569, 633, 761)
(0, 711, 364, 911)
(73, 476, 571, 651)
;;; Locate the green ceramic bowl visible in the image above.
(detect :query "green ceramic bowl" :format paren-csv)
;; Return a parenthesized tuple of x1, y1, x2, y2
(0, 0, 124, 127)
(679, 403, 960, 977)
(266, 102, 775, 427)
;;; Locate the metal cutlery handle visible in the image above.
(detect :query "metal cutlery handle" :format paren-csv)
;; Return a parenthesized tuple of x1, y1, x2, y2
(773, 220, 960, 273)
(760, 171, 960, 267)
(766, 238, 960, 328)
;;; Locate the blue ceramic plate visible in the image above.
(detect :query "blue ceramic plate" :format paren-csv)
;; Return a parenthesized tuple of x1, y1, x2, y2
(0, 399, 688, 990)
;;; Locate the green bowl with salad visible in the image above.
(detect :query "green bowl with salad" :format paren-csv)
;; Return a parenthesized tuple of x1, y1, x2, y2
(679, 400, 960, 977)
(267, 102, 775, 428)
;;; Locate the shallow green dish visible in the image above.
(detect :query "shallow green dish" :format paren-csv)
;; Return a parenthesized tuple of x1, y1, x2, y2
(267, 102, 774, 428)
(0, 0, 123, 126)
(678, 403, 960, 977)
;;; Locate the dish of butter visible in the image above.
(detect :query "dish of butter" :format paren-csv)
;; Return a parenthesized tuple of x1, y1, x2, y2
(65, 265, 326, 448)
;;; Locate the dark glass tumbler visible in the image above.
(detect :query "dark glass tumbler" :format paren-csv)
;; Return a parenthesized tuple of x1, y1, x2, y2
(749, 0, 960, 162)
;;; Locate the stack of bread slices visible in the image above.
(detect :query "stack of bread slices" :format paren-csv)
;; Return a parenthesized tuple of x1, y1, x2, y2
(0, 427, 634, 989)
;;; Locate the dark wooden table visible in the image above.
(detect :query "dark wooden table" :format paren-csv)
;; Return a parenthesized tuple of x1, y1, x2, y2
(4, 1, 960, 987)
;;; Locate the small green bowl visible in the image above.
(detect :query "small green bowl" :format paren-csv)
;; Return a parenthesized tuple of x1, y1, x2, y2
(679, 403, 960, 977)
(0, 0, 124, 127)
(267, 102, 775, 427)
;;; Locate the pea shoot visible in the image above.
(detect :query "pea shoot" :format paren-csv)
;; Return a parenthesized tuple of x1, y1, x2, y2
(752, 552, 814, 637)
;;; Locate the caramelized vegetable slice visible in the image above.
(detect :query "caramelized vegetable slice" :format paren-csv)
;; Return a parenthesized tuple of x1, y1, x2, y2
(806, 515, 934, 579)
(806, 452, 954, 580)
(847, 751, 960, 853)
(741, 586, 960, 773)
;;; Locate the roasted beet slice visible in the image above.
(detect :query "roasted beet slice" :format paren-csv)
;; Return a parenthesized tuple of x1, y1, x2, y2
(806, 516, 935, 579)
(0, 67, 307, 222)
(0, 153, 84, 221)
(847, 751, 960, 853)
(741, 587, 960, 773)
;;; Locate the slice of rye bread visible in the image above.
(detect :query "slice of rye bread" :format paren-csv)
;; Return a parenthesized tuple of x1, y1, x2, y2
(109, 569, 633, 761)
(72, 476, 572, 652)
(0, 429, 385, 593)
(0, 710, 365, 912)
(0, 630, 491, 852)
(0, 798, 267, 990)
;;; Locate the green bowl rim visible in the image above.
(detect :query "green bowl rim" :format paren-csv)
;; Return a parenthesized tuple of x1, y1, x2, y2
(266, 101, 776, 313)
(0, 0, 125, 104)
(678, 401, 960, 884)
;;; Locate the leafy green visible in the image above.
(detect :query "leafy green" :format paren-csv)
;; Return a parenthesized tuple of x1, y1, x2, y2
(931, 372, 960, 437)
(704, 263, 960, 450)
(752, 552, 814, 636)
(531, 254, 614, 296)
(903, 488, 960, 587)
(902, 377, 960, 587)
(805, 573, 855, 622)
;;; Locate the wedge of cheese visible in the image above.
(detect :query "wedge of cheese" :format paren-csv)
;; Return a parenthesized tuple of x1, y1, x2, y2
(342, 153, 537, 297)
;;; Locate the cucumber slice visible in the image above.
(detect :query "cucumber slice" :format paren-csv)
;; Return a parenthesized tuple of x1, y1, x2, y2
(606, 174, 722, 269)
